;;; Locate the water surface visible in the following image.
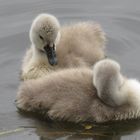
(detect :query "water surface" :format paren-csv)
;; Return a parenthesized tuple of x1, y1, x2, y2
(1, 0, 140, 139)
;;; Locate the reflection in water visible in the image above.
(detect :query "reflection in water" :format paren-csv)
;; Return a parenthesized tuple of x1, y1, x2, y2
(30, 117, 140, 140)
(1, 0, 140, 139)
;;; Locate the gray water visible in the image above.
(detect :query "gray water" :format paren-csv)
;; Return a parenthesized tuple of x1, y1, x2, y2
(1, 0, 140, 139)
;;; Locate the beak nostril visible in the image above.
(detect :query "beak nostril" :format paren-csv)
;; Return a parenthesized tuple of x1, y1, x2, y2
(39, 35, 44, 41)
(44, 45, 52, 57)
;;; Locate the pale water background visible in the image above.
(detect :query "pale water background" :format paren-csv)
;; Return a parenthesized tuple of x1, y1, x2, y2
(0, 0, 140, 139)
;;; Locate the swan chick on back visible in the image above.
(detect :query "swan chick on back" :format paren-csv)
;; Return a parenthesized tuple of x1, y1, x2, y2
(17, 59, 140, 122)
(21, 13, 106, 80)
(93, 59, 125, 107)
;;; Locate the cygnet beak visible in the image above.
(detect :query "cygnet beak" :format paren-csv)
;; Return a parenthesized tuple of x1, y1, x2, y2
(44, 44, 57, 66)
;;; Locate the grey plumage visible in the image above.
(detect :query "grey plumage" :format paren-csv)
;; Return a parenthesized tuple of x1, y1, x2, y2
(21, 14, 106, 80)
(16, 59, 140, 123)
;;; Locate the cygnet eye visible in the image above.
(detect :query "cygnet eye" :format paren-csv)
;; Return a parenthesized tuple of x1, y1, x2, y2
(39, 35, 44, 41)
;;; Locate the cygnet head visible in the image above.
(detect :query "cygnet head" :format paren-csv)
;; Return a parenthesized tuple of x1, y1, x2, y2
(93, 59, 123, 88)
(30, 13, 60, 65)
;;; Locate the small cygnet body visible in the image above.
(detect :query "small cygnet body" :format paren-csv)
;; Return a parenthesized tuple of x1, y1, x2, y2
(21, 13, 106, 80)
(16, 59, 140, 123)
(93, 59, 125, 107)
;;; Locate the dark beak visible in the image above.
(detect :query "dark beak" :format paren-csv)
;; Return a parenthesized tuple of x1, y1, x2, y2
(44, 44, 57, 66)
